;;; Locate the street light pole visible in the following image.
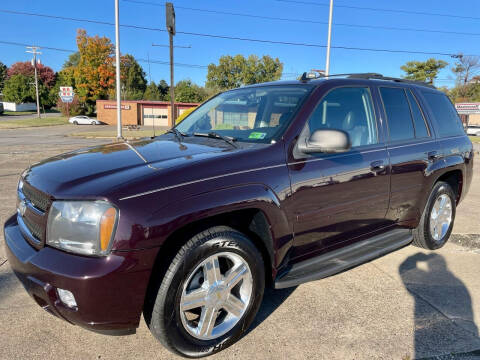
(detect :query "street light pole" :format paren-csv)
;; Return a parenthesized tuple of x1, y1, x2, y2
(325, 0, 334, 76)
(114, 0, 123, 140)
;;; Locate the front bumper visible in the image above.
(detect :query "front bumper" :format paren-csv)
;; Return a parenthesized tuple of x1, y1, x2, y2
(3, 214, 159, 335)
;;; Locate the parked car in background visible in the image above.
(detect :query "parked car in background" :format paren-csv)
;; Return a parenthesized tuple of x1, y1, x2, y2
(466, 125, 480, 136)
(68, 115, 100, 125)
(4, 73, 474, 358)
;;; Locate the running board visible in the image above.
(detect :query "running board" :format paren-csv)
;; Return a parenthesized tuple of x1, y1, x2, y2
(274, 228, 413, 289)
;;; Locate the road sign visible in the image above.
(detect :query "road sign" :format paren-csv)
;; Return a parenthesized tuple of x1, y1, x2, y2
(59, 86, 74, 103)
(60, 95, 74, 103)
(60, 86, 74, 97)
(455, 103, 480, 115)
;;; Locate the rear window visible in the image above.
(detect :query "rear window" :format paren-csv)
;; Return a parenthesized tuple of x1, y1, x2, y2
(422, 92, 465, 137)
(380, 87, 415, 142)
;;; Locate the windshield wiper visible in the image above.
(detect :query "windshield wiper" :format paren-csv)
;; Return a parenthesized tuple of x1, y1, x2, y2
(166, 128, 187, 143)
(193, 132, 238, 148)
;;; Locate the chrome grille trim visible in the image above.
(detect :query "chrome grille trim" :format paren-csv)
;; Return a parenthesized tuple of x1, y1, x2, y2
(17, 213, 41, 245)
(21, 182, 49, 213)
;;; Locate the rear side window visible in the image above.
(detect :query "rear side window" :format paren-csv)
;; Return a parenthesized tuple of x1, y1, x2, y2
(380, 87, 415, 142)
(406, 90, 429, 138)
(422, 92, 465, 137)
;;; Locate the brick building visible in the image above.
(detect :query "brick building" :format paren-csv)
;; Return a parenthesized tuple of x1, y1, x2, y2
(96, 100, 199, 127)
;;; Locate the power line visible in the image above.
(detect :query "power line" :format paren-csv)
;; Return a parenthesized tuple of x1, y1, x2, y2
(272, 0, 480, 21)
(1, 9, 479, 57)
(122, 0, 480, 37)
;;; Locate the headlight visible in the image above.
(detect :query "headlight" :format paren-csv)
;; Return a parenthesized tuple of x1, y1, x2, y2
(47, 201, 118, 256)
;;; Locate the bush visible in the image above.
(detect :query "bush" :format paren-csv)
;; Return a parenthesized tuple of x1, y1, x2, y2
(57, 95, 82, 117)
(175, 107, 196, 125)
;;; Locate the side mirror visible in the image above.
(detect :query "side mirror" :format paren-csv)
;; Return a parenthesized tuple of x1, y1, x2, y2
(298, 129, 351, 154)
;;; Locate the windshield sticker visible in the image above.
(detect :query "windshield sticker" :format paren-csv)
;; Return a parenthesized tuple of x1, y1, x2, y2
(248, 132, 267, 140)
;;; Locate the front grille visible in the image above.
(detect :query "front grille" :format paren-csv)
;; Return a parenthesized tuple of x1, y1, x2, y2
(22, 215, 45, 241)
(22, 182, 50, 212)
(18, 181, 51, 248)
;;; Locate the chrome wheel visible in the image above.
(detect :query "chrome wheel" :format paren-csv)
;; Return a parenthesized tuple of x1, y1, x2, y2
(179, 252, 253, 341)
(429, 194, 453, 241)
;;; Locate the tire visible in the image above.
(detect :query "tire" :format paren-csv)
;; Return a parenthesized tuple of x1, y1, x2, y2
(91, 121, 96, 125)
(73, 120, 78, 125)
(413, 181, 456, 250)
(147, 226, 265, 358)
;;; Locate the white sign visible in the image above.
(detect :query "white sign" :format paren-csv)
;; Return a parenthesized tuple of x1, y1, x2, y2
(59, 86, 74, 97)
(455, 103, 480, 115)
(104, 104, 131, 110)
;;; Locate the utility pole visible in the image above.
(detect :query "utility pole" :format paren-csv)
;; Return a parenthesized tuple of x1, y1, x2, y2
(166, 2, 176, 127)
(26, 46, 41, 118)
(114, 0, 123, 140)
(325, 0, 334, 76)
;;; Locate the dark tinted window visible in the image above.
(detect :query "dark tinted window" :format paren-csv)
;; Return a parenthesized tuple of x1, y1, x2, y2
(406, 90, 429, 138)
(307, 87, 377, 147)
(380, 87, 415, 142)
(422, 92, 465, 137)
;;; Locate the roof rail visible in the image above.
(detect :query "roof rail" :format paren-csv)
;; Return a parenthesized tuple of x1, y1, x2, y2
(346, 73, 436, 89)
(299, 72, 436, 89)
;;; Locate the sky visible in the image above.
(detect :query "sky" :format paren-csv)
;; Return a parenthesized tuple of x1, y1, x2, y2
(0, 0, 479, 87)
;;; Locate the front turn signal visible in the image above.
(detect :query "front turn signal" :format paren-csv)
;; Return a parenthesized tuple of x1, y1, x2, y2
(100, 207, 117, 252)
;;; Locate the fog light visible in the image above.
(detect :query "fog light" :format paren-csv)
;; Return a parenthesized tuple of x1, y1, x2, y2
(57, 288, 77, 308)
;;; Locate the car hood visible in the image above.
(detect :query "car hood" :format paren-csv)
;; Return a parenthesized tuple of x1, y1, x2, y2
(23, 137, 236, 199)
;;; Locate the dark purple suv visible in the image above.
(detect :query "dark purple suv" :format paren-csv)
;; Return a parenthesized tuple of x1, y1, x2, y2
(4, 74, 473, 357)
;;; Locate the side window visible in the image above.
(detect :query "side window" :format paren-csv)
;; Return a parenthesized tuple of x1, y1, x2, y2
(380, 87, 415, 142)
(422, 92, 465, 137)
(307, 87, 377, 147)
(406, 90, 429, 138)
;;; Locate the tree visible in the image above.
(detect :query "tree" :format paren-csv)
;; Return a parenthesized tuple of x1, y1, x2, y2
(3, 74, 48, 104)
(121, 54, 147, 100)
(400, 58, 448, 84)
(158, 79, 169, 100)
(143, 81, 162, 100)
(0, 61, 7, 92)
(175, 79, 207, 103)
(73, 29, 116, 114)
(7, 61, 56, 88)
(206, 54, 283, 90)
(452, 54, 480, 85)
(63, 52, 80, 68)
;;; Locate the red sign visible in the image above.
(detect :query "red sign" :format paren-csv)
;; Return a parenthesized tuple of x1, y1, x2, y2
(104, 104, 131, 110)
(59, 86, 74, 97)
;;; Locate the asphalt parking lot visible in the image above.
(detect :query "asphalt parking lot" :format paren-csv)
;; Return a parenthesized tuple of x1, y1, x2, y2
(1, 125, 479, 360)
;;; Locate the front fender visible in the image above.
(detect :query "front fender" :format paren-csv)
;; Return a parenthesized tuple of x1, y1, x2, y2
(144, 184, 293, 268)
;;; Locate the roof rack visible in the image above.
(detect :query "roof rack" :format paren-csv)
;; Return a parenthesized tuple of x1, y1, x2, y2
(299, 72, 436, 89)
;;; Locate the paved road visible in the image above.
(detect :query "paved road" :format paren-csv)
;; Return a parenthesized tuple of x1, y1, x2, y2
(1, 126, 479, 360)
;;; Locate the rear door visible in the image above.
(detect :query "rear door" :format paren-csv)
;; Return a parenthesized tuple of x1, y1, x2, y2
(287, 85, 391, 259)
(379, 86, 438, 225)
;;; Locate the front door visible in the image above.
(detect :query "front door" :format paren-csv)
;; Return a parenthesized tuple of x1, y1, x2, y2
(287, 85, 391, 260)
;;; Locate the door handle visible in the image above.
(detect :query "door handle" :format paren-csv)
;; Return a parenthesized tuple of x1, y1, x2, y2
(370, 160, 385, 173)
(427, 151, 439, 160)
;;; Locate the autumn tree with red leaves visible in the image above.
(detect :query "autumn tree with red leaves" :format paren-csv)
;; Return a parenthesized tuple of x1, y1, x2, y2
(7, 61, 56, 88)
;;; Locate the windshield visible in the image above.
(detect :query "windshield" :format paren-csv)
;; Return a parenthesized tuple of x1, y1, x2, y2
(176, 85, 313, 143)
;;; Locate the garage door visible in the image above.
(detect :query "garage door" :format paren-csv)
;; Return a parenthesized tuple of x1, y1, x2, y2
(143, 107, 168, 126)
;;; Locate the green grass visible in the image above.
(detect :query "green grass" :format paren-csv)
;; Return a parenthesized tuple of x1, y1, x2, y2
(469, 136, 480, 143)
(70, 129, 165, 139)
(0, 117, 68, 129)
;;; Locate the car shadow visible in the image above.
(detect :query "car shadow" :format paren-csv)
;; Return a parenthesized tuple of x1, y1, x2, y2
(247, 285, 297, 335)
(0, 268, 18, 307)
(399, 253, 479, 358)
